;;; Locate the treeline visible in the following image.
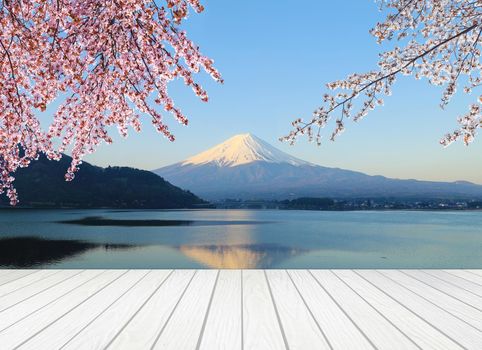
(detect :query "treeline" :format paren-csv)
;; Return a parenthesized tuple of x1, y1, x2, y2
(279, 197, 337, 210)
(0, 154, 206, 209)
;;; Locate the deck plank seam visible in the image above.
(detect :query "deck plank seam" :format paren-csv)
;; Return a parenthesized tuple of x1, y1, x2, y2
(0, 271, 40, 288)
(421, 270, 482, 298)
(264, 270, 290, 350)
(443, 271, 482, 288)
(0, 270, 85, 314)
(333, 270, 422, 350)
(399, 270, 482, 313)
(150, 270, 197, 350)
(59, 270, 153, 349)
(377, 270, 482, 333)
(308, 270, 378, 350)
(354, 271, 468, 349)
(195, 270, 220, 350)
(464, 270, 482, 278)
(286, 270, 333, 350)
(103, 270, 174, 350)
(0, 270, 104, 334)
(0, 270, 60, 299)
(12, 270, 130, 349)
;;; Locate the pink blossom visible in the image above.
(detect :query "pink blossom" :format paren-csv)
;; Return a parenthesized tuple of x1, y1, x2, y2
(0, 0, 221, 205)
(284, 1, 482, 149)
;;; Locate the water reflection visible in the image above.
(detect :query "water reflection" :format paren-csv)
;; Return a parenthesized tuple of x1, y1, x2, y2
(2, 209, 482, 268)
(0, 237, 133, 268)
(178, 244, 307, 268)
(58, 216, 271, 227)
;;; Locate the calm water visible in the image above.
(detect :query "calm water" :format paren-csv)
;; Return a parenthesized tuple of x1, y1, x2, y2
(0, 209, 481, 269)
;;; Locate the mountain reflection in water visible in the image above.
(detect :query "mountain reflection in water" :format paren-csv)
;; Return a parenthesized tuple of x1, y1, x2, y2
(0, 237, 133, 268)
(178, 244, 307, 268)
(58, 216, 271, 227)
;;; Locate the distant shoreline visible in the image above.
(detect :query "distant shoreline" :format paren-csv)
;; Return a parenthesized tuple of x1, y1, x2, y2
(1, 207, 482, 212)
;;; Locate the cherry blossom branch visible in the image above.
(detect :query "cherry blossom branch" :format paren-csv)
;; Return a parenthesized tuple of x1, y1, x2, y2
(284, 0, 482, 148)
(0, 0, 222, 205)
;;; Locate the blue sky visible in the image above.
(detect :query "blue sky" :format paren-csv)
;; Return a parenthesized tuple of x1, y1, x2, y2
(52, 0, 482, 183)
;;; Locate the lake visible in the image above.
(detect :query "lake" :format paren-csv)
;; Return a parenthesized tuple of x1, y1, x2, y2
(0, 209, 481, 269)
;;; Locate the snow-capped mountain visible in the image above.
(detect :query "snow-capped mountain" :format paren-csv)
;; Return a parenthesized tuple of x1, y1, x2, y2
(154, 133, 482, 200)
(181, 133, 310, 167)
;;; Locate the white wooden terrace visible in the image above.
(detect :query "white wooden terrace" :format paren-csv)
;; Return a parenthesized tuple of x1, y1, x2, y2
(0, 269, 481, 349)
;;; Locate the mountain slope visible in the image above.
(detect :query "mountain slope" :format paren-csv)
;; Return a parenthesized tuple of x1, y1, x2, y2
(154, 133, 482, 200)
(182, 133, 310, 167)
(3, 154, 206, 208)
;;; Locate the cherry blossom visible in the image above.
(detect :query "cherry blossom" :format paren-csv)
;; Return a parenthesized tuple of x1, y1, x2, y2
(0, 0, 222, 205)
(283, 0, 482, 149)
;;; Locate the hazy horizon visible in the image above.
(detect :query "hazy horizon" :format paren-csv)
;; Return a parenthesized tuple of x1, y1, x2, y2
(100, 132, 482, 185)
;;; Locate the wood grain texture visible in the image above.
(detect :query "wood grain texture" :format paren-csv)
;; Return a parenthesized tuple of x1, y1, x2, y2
(266, 270, 330, 349)
(0, 270, 100, 332)
(379, 270, 482, 330)
(106, 270, 195, 350)
(0, 270, 124, 349)
(0, 269, 479, 350)
(405, 270, 482, 309)
(360, 270, 482, 349)
(0, 270, 82, 311)
(242, 270, 286, 350)
(311, 270, 418, 350)
(337, 270, 463, 350)
(60, 270, 171, 350)
(18, 270, 148, 350)
(152, 270, 218, 350)
(198, 270, 242, 350)
(427, 270, 482, 297)
(288, 270, 373, 350)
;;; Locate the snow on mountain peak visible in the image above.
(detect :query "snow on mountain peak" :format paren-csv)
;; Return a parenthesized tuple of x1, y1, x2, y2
(182, 133, 310, 167)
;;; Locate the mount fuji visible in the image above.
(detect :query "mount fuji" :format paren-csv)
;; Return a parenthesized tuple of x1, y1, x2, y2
(154, 133, 482, 200)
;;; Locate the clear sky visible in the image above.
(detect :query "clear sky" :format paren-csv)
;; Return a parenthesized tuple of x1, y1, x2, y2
(46, 0, 482, 184)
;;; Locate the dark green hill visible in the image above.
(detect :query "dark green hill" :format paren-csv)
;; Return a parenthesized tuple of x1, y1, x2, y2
(1, 154, 206, 208)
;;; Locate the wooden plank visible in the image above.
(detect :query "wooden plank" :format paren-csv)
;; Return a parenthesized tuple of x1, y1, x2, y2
(242, 270, 286, 350)
(18, 270, 149, 349)
(53, 270, 172, 350)
(380, 270, 482, 329)
(0, 270, 38, 287)
(0, 269, 479, 349)
(0, 270, 82, 311)
(0, 270, 124, 349)
(105, 270, 196, 350)
(427, 270, 482, 297)
(466, 270, 482, 277)
(445, 270, 482, 286)
(359, 270, 482, 349)
(0, 270, 16, 279)
(405, 270, 482, 308)
(288, 270, 373, 349)
(266, 270, 330, 349)
(0, 271, 102, 333)
(336, 270, 463, 350)
(310, 270, 417, 349)
(152, 270, 219, 350)
(0, 270, 59, 298)
(198, 270, 242, 350)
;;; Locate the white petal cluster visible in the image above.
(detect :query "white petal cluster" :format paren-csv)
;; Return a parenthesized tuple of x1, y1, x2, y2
(283, 0, 482, 148)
